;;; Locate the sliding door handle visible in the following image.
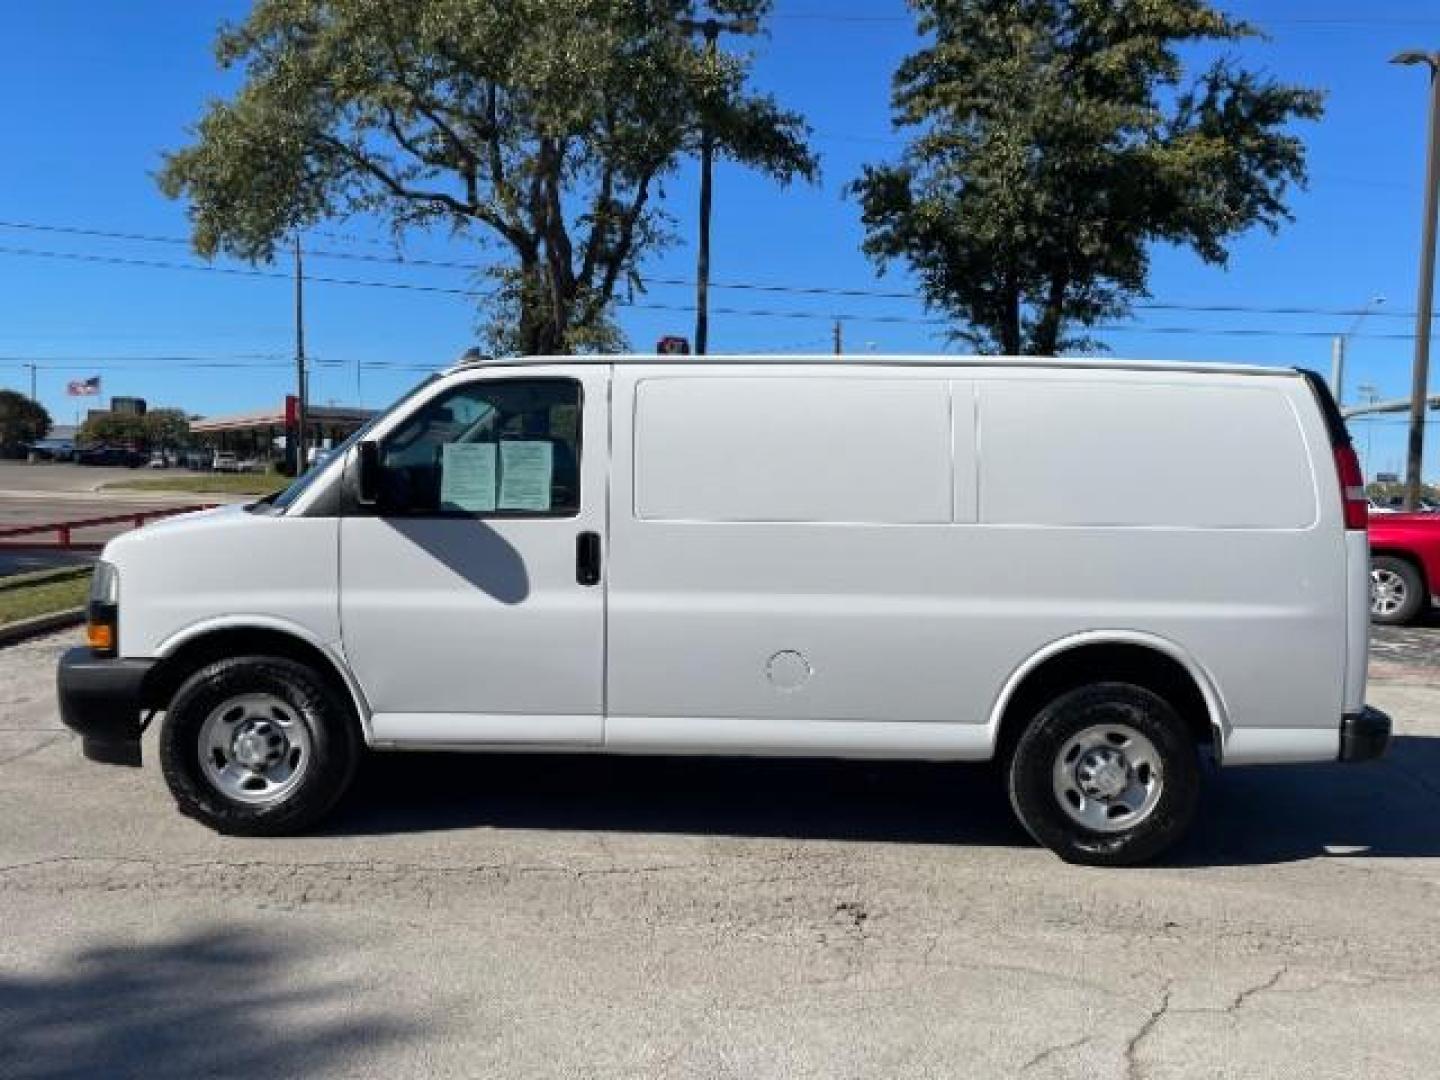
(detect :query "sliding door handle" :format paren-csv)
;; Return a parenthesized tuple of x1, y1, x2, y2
(576, 531, 602, 586)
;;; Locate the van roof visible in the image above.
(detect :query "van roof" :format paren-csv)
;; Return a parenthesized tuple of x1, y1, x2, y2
(446, 353, 1297, 378)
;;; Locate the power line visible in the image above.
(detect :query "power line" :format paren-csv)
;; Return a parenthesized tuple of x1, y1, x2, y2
(0, 361, 297, 372)
(1, 218, 1433, 321)
(0, 353, 287, 362)
(0, 243, 498, 299)
(770, 10, 1440, 28)
(0, 231, 1432, 342)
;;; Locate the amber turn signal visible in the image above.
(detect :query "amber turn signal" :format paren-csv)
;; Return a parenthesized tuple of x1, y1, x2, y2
(86, 622, 114, 652)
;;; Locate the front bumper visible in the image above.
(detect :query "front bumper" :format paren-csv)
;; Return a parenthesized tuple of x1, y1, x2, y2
(1340, 706, 1392, 763)
(56, 647, 155, 767)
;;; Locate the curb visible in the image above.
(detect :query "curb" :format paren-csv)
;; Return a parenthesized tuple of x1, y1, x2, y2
(0, 608, 85, 649)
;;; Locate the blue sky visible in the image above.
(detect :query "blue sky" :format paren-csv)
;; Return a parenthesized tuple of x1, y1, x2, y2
(1, 1, 1438, 477)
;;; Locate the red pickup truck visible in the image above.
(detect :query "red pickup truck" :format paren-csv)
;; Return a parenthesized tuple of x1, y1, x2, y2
(1369, 512, 1440, 624)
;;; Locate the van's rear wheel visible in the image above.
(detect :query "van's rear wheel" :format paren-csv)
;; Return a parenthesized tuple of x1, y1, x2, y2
(1007, 683, 1199, 866)
(159, 656, 359, 835)
(1371, 556, 1425, 625)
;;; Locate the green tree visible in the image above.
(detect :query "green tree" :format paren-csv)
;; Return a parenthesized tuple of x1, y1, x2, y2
(159, 0, 817, 355)
(852, 0, 1323, 355)
(0, 390, 51, 454)
(78, 413, 148, 447)
(143, 408, 191, 450)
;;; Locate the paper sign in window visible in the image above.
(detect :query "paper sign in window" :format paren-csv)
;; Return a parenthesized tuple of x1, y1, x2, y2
(499, 441, 554, 511)
(439, 443, 497, 512)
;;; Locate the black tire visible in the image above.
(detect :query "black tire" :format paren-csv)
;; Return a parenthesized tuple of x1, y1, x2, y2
(1007, 682, 1200, 867)
(159, 656, 360, 836)
(1371, 555, 1426, 626)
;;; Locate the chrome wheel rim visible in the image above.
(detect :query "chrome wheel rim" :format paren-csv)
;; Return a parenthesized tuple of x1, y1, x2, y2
(1051, 723, 1164, 834)
(198, 693, 311, 805)
(1371, 567, 1408, 617)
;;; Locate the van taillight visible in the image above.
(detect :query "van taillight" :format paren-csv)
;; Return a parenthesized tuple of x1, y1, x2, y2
(1335, 445, 1367, 531)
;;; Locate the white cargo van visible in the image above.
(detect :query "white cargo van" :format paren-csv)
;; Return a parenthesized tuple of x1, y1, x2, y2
(58, 354, 1388, 865)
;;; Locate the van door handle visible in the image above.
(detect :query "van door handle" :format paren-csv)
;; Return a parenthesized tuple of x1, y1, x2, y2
(576, 531, 602, 586)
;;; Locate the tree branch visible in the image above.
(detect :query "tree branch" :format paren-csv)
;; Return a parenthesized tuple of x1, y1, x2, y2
(584, 161, 660, 324)
(579, 112, 618, 291)
(321, 134, 472, 213)
(318, 133, 531, 255)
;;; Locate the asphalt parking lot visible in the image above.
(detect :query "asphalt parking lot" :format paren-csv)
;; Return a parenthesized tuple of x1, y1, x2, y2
(3, 629, 1440, 1079)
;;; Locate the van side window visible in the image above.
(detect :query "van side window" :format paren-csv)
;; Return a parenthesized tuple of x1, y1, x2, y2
(375, 378, 581, 517)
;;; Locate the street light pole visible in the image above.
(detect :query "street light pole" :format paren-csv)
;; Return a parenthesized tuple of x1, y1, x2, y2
(1393, 50, 1440, 511)
(678, 13, 757, 356)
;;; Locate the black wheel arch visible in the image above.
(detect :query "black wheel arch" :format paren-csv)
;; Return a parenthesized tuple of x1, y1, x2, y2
(995, 640, 1216, 765)
(142, 626, 367, 737)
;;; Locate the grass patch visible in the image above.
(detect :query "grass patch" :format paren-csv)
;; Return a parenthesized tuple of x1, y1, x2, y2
(0, 570, 90, 627)
(0, 566, 91, 592)
(103, 472, 286, 497)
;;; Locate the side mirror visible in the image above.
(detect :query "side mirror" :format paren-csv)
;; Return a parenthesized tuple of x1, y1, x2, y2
(356, 440, 381, 507)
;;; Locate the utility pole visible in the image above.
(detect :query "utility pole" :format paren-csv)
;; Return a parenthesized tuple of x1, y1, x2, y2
(1393, 50, 1440, 510)
(1358, 383, 1380, 481)
(293, 235, 308, 474)
(1329, 295, 1385, 407)
(25, 362, 37, 403)
(832, 319, 844, 356)
(678, 13, 757, 356)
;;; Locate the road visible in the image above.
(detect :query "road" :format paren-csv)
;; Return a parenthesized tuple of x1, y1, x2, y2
(0, 461, 241, 575)
(2, 629, 1439, 1078)
(0, 460, 110, 494)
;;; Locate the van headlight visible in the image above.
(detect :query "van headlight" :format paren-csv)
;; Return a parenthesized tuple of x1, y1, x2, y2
(87, 561, 119, 656)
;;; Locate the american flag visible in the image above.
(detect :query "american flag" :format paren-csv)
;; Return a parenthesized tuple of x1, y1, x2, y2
(67, 376, 101, 397)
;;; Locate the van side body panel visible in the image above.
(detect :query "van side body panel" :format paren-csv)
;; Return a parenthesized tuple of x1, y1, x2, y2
(605, 364, 1344, 763)
(108, 508, 342, 663)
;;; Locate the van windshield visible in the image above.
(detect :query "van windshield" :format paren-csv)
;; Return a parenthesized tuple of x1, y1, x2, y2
(257, 373, 442, 513)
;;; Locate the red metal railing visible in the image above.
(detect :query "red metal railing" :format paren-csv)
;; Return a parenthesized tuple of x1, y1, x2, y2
(0, 505, 218, 550)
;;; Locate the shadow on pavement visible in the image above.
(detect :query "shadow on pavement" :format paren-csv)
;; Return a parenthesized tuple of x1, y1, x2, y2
(329, 735, 1440, 866)
(1176, 734, 1440, 867)
(334, 751, 1029, 847)
(0, 926, 410, 1080)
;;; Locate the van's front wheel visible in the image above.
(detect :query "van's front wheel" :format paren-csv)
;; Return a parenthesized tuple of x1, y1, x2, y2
(159, 656, 359, 835)
(1007, 683, 1199, 866)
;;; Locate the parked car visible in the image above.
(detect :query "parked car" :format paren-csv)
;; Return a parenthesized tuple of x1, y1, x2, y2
(56, 355, 1388, 866)
(76, 445, 145, 468)
(211, 452, 240, 473)
(27, 438, 75, 462)
(1367, 511, 1440, 625)
(1371, 494, 1439, 513)
(148, 452, 170, 469)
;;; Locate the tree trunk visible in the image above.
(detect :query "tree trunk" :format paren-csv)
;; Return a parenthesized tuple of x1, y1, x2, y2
(513, 258, 570, 357)
(999, 276, 1022, 355)
(1030, 271, 1069, 356)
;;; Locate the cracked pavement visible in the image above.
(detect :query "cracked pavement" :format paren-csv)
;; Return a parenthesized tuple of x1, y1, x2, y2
(3, 630, 1440, 1078)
